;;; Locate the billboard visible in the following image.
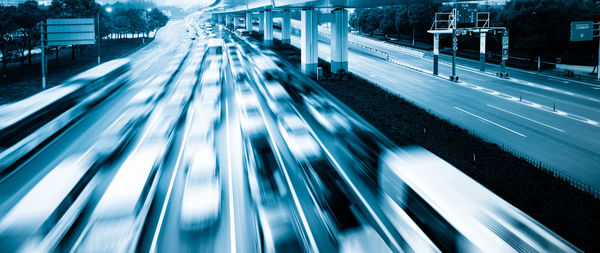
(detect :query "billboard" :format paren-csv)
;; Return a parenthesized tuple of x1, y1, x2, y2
(46, 18, 96, 46)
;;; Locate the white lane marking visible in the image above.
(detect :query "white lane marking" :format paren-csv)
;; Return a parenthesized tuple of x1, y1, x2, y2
(453, 80, 600, 128)
(455, 106, 527, 137)
(149, 100, 194, 253)
(487, 104, 565, 133)
(225, 102, 237, 253)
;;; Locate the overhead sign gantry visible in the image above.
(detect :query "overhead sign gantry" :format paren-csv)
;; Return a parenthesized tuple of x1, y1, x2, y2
(428, 4, 508, 81)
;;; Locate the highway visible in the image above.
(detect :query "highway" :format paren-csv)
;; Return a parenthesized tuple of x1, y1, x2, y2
(0, 14, 584, 253)
(274, 20, 600, 192)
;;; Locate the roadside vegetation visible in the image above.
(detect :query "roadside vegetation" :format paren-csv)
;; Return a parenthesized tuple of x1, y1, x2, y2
(350, 0, 600, 66)
(0, 0, 168, 80)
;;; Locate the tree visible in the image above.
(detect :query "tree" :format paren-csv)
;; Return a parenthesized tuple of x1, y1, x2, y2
(49, 0, 99, 18)
(148, 8, 168, 36)
(497, 0, 587, 59)
(0, 6, 18, 74)
(14, 1, 45, 66)
(380, 7, 397, 35)
(125, 9, 147, 38)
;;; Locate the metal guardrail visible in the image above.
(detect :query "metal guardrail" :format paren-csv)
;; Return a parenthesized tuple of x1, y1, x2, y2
(556, 69, 600, 83)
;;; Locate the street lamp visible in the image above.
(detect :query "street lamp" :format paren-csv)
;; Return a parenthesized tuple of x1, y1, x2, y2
(105, 7, 113, 40)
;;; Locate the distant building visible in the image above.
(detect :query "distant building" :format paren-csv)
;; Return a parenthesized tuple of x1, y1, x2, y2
(0, 0, 25, 6)
(443, 0, 510, 6)
(0, 0, 50, 6)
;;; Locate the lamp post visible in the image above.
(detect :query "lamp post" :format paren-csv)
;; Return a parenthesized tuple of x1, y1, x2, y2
(105, 7, 112, 40)
(97, 12, 100, 64)
(142, 9, 151, 44)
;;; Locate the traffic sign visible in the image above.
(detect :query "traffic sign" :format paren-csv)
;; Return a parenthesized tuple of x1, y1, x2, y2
(502, 49, 508, 60)
(453, 46, 458, 51)
(461, 29, 467, 36)
(457, 3, 477, 24)
(454, 29, 460, 37)
(453, 37, 458, 43)
(570, 21, 593, 42)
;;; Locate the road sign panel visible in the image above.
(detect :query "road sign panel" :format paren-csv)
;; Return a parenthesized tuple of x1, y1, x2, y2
(46, 18, 96, 46)
(457, 3, 477, 24)
(502, 49, 508, 60)
(570, 21, 593, 42)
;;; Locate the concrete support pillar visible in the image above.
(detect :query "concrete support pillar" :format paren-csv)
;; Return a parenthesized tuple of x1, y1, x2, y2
(282, 9, 291, 45)
(258, 11, 265, 34)
(246, 12, 252, 30)
(264, 10, 273, 46)
(301, 9, 319, 75)
(225, 13, 232, 27)
(330, 9, 348, 73)
(480, 32, 486, 72)
(433, 33, 439, 75)
(234, 16, 240, 29)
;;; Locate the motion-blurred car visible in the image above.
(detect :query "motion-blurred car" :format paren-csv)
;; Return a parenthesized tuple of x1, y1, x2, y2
(338, 226, 392, 253)
(238, 87, 266, 138)
(243, 138, 304, 253)
(302, 94, 351, 135)
(94, 106, 148, 161)
(277, 114, 322, 162)
(257, 205, 303, 253)
(180, 146, 221, 231)
(264, 82, 295, 115)
(200, 86, 222, 125)
(234, 28, 251, 37)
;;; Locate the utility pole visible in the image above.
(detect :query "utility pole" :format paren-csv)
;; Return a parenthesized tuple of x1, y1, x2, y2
(499, 29, 509, 78)
(433, 33, 439, 75)
(597, 30, 600, 80)
(97, 12, 101, 64)
(451, 28, 458, 81)
(453, 0, 457, 79)
(40, 22, 46, 89)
